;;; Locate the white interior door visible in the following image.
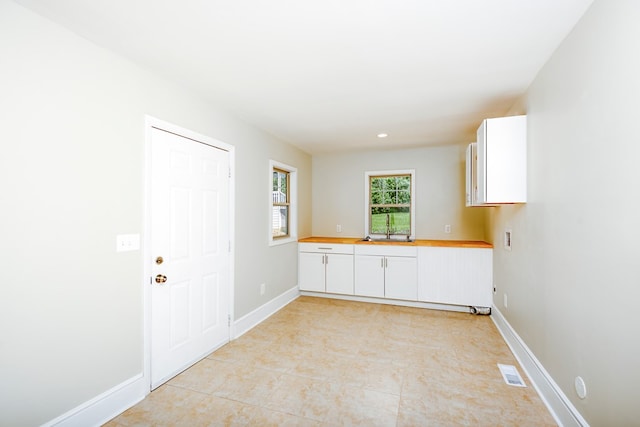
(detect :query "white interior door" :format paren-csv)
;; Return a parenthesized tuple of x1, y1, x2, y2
(150, 127, 230, 389)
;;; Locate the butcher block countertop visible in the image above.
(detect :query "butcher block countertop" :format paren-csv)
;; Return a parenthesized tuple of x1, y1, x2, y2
(298, 236, 492, 249)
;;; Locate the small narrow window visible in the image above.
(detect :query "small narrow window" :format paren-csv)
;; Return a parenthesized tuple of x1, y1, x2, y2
(272, 168, 290, 238)
(269, 160, 297, 246)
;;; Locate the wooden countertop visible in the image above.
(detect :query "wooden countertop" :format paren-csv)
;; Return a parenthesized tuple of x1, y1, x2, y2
(298, 236, 492, 249)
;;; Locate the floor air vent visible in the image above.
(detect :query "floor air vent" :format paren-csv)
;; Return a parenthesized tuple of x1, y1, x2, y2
(498, 364, 526, 387)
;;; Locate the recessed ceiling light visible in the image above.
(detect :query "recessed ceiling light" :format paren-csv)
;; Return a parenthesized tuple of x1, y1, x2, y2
(377, 133, 388, 138)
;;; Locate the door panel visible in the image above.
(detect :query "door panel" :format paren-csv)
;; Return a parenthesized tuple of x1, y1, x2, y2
(202, 190, 219, 255)
(202, 273, 220, 331)
(170, 188, 190, 259)
(170, 280, 191, 347)
(151, 127, 230, 389)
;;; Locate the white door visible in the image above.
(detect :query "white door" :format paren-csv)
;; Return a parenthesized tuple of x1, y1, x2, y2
(150, 127, 230, 389)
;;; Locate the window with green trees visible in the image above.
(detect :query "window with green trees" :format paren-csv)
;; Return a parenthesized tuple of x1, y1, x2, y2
(369, 174, 411, 236)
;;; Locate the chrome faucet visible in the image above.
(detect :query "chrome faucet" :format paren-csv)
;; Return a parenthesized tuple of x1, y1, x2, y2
(386, 213, 391, 239)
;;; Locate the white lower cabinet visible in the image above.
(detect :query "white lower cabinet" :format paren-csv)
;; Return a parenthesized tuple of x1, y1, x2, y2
(298, 243, 354, 295)
(418, 247, 493, 307)
(354, 245, 418, 301)
(299, 241, 492, 309)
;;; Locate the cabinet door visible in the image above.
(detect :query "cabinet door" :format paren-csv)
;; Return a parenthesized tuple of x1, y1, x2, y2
(385, 256, 417, 301)
(418, 247, 453, 304)
(477, 120, 488, 204)
(466, 143, 476, 207)
(299, 252, 325, 292)
(477, 115, 527, 204)
(325, 253, 354, 295)
(354, 255, 384, 297)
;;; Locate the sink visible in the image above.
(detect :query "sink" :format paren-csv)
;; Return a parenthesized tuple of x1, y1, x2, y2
(361, 237, 414, 243)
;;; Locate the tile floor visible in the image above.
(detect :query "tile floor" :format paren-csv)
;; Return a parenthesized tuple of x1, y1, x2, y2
(105, 296, 556, 426)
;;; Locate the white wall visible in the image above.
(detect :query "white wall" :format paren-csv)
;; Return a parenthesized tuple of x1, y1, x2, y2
(0, 1, 310, 425)
(234, 138, 311, 317)
(489, 1, 640, 424)
(312, 145, 486, 240)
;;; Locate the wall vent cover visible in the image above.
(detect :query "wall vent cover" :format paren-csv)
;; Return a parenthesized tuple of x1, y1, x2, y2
(498, 364, 526, 387)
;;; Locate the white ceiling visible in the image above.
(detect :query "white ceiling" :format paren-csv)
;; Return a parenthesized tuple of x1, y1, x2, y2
(15, 0, 593, 154)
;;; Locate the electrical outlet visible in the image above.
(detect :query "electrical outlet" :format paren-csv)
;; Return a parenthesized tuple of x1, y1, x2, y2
(260, 283, 265, 295)
(575, 376, 587, 399)
(444, 224, 451, 234)
(504, 293, 508, 308)
(336, 224, 342, 233)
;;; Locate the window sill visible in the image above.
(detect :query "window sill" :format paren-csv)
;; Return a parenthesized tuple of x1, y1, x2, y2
(269, 235, 298, 247)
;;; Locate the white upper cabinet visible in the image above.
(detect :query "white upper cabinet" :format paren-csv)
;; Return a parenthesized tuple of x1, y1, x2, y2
(469, 115, 527, 205)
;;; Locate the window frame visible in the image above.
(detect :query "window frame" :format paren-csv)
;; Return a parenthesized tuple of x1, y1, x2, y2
(269, 160, 297, 246)
(364, 169, 416, 239)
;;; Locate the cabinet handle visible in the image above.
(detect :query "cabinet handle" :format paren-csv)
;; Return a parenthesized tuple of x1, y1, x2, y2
(321, 254, 325, 265)
(318, 247, 332, 250)
(325, 254, 329, 265)
(381, 258, 384, 268)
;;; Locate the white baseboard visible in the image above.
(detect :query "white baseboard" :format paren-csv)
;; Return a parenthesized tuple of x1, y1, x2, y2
(300, 291, 472, 313)
(43, 286, 299, 427)
(491, 306, 589, 427)
(43, 374, 147, 427)
(232, 285, 299, 339)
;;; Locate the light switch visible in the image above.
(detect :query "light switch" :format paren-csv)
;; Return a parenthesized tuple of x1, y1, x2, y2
(116, 234, 140, 252)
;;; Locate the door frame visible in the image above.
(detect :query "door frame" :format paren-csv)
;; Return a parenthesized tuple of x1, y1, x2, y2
(142, 115, 235, 392)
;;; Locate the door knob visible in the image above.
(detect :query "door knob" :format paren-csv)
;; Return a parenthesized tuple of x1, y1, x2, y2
(155, 274, 168, 284)
(155, 256, 164, 265)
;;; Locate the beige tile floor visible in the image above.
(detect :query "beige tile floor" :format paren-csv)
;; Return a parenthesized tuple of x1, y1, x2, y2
(105, 296, 556, 426)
